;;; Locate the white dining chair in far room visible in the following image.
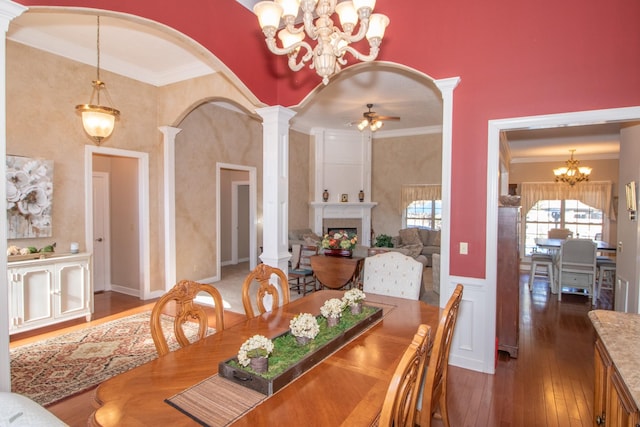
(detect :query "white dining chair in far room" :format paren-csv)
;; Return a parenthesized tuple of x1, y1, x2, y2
(528, 253, 555, 292)
(557, 239, 597, 304)
(596, 256, 616, 301)
(362, 251, 423, 300)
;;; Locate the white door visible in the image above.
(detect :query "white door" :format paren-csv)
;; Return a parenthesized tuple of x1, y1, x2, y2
(92, 172, 111, 292)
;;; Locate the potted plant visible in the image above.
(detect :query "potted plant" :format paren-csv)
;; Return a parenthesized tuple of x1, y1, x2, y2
(320, 298, 344, 327)
(289, 313, 320, 345)
(343, 289, 366, 314)
(237, 334, 274, 373)
(374, 234, 394, 248)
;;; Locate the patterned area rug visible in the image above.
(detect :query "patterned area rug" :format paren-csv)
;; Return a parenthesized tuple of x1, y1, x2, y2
(10, 311, 205, 407)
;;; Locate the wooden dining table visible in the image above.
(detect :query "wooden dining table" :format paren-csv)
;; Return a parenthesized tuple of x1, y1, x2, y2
(534, 237, 617, 253)
(90, 290, 440, 427)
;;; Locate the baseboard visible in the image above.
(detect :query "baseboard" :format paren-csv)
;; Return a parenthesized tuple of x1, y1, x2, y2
(109, 284, 140, 297)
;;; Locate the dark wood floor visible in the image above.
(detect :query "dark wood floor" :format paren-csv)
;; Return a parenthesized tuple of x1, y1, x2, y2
(17, 272, 608, 427)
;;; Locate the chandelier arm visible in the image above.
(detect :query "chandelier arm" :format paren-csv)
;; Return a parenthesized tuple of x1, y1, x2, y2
(334, 18, 369, 44)
(339, 38, 382, 63)
(264, 36, 314, 71)
(302, 10, 319, 40)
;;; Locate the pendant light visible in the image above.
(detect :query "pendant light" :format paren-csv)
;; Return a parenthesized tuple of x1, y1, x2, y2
(75, 16, 120, 145)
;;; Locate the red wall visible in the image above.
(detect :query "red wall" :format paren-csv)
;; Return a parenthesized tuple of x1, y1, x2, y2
(16, 0, 640, 278)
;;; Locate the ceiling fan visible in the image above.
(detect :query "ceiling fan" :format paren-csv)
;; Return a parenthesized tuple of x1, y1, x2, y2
(353, 103, 400, 132)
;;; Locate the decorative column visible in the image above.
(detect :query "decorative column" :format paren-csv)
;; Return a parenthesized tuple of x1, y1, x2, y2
(256, 106, 296, 278)
(0, 0, 27, 393)
(159, 126, 182, 291)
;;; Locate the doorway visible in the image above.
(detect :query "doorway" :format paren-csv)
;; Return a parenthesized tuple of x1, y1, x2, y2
(85, 146, 151, 302)
(92, 171, 110, 293)
(216, 163, 258, 277)
(232, 181, 250, 264)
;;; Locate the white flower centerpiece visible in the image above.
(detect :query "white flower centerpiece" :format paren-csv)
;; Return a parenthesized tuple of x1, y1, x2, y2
(343, 288, 366, 314)
(289, 313, 320, 345)
(237, 334, 274, 374)
(320, 298, 344, 327)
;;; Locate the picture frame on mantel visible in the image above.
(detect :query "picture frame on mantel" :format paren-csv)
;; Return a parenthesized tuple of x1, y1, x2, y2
(341, 194, 348, 203)
(6, 155, 54, 238)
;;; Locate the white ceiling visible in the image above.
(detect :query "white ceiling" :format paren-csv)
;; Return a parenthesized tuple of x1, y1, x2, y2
(7, 8, 624, 162)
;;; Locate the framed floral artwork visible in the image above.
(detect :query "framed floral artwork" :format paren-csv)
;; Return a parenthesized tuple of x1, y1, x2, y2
(6, 155, 53, 238)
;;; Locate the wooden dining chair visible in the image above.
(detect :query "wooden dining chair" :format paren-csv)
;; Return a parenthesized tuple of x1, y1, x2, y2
(288, 244, 318, 295)
(150, 280, 225, 357)
(418, 284, 464, 427)
(377, 324, 432, 427)
(241, 263, 290, 318)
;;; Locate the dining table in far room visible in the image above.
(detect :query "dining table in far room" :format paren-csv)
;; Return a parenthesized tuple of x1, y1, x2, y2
(89, 290, 441, 427)
(534, 237, 617, 254)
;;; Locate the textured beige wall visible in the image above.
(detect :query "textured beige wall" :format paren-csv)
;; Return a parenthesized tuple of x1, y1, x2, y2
(371, 133, 443, 237)
(6, 41, 160, 289)
(289, 129, 311, 230)
(174, 103, 262, 281)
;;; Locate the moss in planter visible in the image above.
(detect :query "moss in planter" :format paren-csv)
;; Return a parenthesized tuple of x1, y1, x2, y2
(228, 306, 378, 379)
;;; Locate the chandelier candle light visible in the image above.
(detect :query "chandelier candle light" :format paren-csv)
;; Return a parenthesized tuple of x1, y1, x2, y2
(553, 149, 592, 186)
(76, 16, 120, 146)
(253, 0, 390, 85)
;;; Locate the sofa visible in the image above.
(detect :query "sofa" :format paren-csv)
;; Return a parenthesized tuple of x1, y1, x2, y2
(391, 227, 441, 267)
(288, 228, 322, 250)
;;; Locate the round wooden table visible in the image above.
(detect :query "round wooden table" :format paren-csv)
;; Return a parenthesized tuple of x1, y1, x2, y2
(309, 254, 364, 290)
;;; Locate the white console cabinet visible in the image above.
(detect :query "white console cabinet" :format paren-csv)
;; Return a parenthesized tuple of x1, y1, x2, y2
(8, 253, 92, 334)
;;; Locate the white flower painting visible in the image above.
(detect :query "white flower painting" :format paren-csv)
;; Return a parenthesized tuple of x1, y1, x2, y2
(6, 155, 53, 238)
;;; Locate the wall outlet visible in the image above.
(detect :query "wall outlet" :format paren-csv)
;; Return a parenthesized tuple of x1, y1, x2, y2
(460, 242, 468, 255)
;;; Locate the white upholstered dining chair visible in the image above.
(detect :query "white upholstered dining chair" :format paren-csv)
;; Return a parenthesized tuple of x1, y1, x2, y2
(556, 239, 597, 304)
(362, 251, 423, 300)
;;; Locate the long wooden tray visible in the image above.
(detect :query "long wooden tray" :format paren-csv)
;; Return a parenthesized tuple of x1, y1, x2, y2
(218, 305, 383, 395)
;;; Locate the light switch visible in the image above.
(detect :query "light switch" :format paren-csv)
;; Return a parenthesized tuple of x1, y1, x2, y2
(460, 242, 468, 255)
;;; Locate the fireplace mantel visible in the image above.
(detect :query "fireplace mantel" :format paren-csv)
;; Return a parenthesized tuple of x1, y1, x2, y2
(310, 202, 377, 246)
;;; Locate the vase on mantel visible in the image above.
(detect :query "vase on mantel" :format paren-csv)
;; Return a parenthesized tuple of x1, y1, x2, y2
(322, 189, 329, 202)
(249, 356, 268, 374)
(324, 248, 352, 257)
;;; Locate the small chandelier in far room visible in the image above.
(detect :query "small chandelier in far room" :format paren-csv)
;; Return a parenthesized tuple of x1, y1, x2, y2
(253, 0, 390, 85)
(553, 149, 592, 186)
(76, 16, 120, 146)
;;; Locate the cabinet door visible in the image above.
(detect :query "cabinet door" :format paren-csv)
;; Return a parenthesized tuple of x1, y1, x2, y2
(607, 368, 640, 427)
(12, 265, 54, 327)
(55, 260, 90, 318)
(594, 340, 611, 426)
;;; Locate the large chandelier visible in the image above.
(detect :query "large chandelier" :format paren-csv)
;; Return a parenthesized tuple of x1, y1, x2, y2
(553, 149, 592, 186)
(253, 0, 390, 85)
(75, 16, 120, 146)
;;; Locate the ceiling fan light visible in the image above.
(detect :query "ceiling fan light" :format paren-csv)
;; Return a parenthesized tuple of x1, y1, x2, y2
(357, 119, 368, 131)
(371, 120, 383, 131)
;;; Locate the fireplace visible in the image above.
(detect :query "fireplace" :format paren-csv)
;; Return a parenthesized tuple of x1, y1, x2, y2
(327, 227, 358, 236)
